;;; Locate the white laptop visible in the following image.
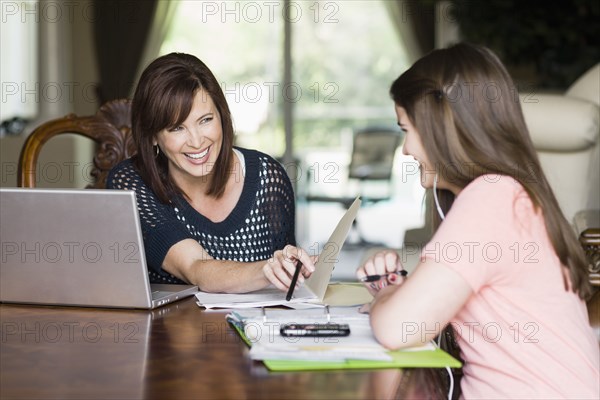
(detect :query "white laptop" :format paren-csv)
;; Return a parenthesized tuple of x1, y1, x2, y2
(0, 188, 198, 309)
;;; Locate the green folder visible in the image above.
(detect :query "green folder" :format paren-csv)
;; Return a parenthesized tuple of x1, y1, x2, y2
(229, 321, 462, 372)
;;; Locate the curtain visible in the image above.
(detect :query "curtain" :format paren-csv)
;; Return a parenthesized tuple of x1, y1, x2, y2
(384, 0, 435, 63)
(93, 0, 158, 103)
(132, 1, 179, 91)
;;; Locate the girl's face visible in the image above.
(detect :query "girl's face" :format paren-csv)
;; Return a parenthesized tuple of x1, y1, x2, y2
(154, 89, 223, 188)
(396, 105, 461, 195)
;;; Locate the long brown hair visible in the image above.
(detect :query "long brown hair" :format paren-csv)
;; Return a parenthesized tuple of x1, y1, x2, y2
(390, 43, 590, 299)
(131, 52, 235, 203)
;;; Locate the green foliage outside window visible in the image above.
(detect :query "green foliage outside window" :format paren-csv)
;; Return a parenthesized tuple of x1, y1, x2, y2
(161, 1, 408, 155)
(447, 0, 600, 89)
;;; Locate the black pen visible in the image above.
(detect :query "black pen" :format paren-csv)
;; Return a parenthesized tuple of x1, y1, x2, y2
(286, 262, 303, 301)
(360, 270, 407, 283)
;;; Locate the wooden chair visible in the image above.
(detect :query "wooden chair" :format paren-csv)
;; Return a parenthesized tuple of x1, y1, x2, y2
(18, 99, 135, 189)
(579, 220, 600, 340)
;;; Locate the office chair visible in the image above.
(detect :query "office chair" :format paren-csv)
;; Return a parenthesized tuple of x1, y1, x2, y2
(305, 126, 404, 247)
(18, 99, 135, 188)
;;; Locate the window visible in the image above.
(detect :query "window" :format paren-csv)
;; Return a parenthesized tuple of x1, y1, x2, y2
(161, 1, 425, 248)
(1, 0, 39, 136)
(292, 1, 408, 148)
(161, 1, 284, 152)
(161, 0, 407, 153)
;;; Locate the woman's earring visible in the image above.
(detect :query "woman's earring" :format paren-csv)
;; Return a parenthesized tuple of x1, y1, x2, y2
(155, 146, 160, 157)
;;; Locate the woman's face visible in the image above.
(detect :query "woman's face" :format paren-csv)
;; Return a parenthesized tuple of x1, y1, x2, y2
(396, 105, 436, 189)
(154, 89, 223, 187)
(396, 105, 460, 195)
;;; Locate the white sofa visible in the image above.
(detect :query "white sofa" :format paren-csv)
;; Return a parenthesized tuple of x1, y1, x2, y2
(520, 64, 600, 226)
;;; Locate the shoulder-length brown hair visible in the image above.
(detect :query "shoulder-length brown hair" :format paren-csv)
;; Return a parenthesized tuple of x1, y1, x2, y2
(390, 42, 590, 300)
(131, 52, 234, 203)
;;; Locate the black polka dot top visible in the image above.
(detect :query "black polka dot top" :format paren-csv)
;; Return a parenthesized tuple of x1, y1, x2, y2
(106, 147, 296, 285)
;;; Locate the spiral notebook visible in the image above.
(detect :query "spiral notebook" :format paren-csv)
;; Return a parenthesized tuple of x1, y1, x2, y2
(226, 307, 462, 371)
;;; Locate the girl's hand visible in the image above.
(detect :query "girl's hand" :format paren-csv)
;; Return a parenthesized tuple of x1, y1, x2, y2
(356, 250, 407, 297)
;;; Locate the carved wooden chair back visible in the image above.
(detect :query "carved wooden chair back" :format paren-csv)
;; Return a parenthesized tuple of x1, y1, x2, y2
(18, 99, 135, 189)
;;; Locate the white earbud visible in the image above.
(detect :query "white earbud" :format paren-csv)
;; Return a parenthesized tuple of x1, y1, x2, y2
(433, 173, 445, 220)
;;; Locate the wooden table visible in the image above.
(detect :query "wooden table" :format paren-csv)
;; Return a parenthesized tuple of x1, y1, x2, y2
(1, 297, 451, 399)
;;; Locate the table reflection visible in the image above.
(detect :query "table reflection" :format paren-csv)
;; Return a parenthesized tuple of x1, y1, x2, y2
(1, 298, 451, 399)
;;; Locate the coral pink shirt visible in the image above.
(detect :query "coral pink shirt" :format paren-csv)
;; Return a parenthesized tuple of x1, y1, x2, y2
(423, 175, 599, 399)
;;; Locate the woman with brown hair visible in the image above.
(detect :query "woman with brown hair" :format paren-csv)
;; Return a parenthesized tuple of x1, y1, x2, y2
(357, 43, 599, 398)
(108, 53, 314, 293)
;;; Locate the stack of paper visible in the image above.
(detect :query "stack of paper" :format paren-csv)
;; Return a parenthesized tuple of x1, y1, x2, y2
(195, 283, 373, 309)
(227, 306, 443, 365)
(195, 286, 318, 309)
(228, 307, 392, 362)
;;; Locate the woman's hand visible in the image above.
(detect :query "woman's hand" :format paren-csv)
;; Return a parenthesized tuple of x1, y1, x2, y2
(262, 245, 316, 291)
(356, 250, 407, 297)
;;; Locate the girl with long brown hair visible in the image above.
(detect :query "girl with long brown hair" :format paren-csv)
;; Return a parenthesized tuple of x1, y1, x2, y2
(357, 43, 599, 398)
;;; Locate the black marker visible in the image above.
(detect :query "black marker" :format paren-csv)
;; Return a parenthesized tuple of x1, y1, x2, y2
(285, 262, 303, 301)
(360, 270, 407, 283)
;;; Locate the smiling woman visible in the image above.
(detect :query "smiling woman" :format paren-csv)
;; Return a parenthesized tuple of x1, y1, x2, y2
(106, 53, 316, 294)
